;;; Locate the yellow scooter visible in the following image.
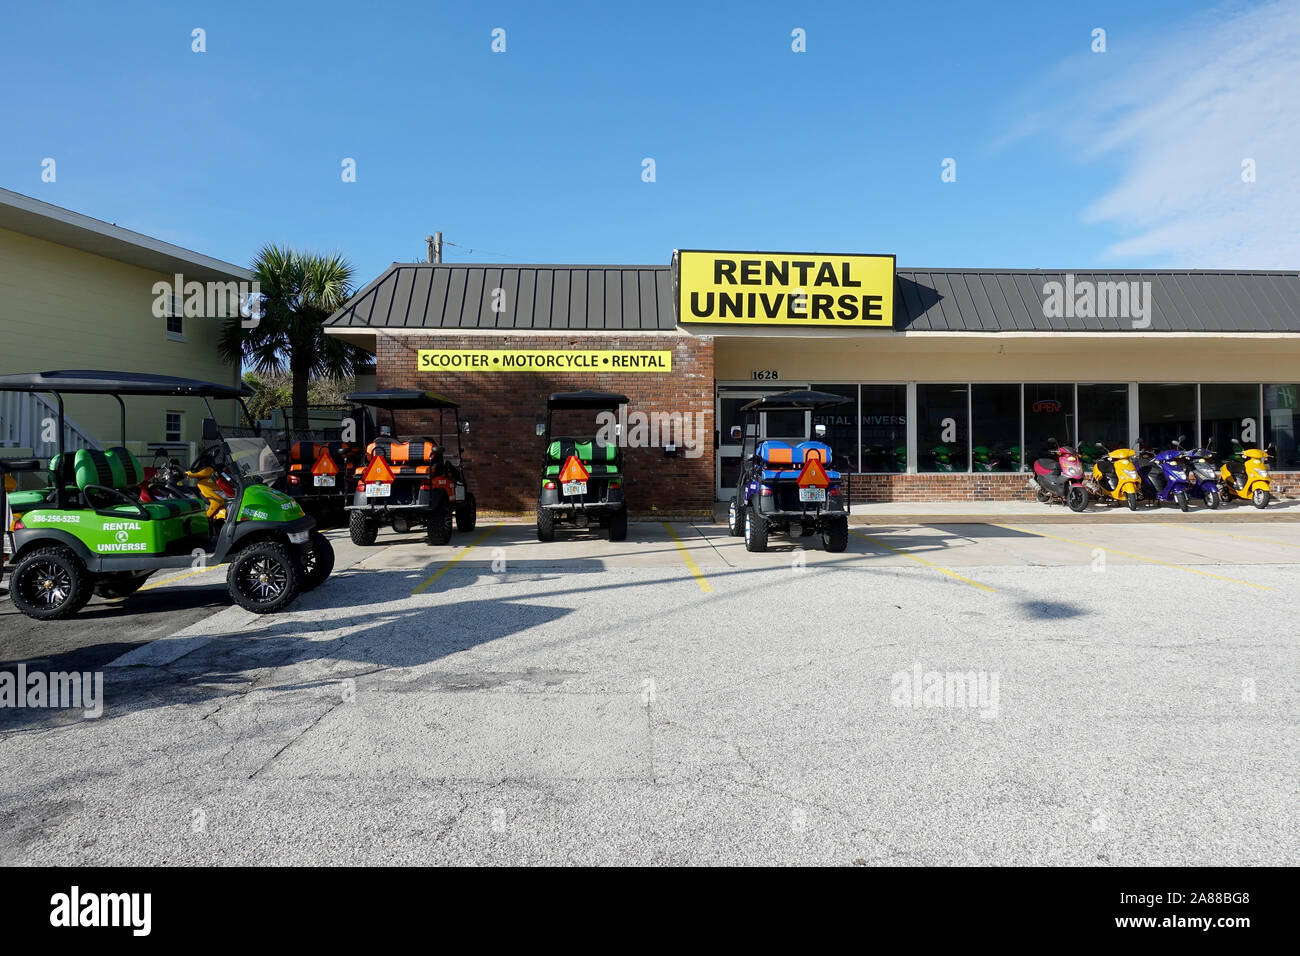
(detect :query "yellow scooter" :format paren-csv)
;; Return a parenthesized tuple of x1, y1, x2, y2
(1086, 444, 1144, 510)
(1218, 440, 1273, 509)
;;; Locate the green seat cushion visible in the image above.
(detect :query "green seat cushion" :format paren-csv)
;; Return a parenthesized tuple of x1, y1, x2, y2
(7, 489, 50, 511)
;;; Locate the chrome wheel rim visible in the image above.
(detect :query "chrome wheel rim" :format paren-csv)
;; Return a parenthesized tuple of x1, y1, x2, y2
(19, 560, 72, 608)
(239, 555, 288, 603)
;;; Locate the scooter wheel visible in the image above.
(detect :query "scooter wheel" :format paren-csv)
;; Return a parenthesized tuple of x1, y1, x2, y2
(1126, 492, 1139, 511)
(1204, 490, 1220, 510)
(1067, 487, 1089, 513)
(1035, 491, 1050, 504)
(1253, 489, 1270, 509)
(1176, 490, 1189, 512)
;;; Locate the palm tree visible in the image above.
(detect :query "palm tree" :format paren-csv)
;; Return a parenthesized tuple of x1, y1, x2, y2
(219, 245, 368, 430)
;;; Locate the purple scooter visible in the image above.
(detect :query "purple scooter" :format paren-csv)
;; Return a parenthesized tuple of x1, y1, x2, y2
(1147, 441, 1196, 511)
(1185, 438, 1223, 509)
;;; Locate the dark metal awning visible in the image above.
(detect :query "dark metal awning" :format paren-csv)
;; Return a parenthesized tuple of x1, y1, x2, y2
(345, 388, 459, 410)
(741, 389, 849, 413)
(0, 369, 250, 399)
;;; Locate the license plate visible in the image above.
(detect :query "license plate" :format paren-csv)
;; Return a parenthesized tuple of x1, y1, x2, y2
(562, 481, 587, 496)
(798, 487, 826, 502)
(365, 482, 391, 497)
(314, 475, 335, 487)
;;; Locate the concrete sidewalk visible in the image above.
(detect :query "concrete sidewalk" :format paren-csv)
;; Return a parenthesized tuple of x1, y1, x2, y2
(712, 497, 1300, 524)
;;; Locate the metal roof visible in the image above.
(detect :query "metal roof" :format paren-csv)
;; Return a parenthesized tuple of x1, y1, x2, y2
(0, 369, 252, 399)
(324, 263, 1300, 334)
(325, 263, 676, 332)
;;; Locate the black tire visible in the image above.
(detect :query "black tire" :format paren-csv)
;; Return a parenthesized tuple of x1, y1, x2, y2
(727, 496, 744, 536)
(456, 493, 477, 532)
(608, 507, 628, 542)
(1035, 490, 1050, 504)
(1204, 489, 1220, 510)
(93, 573, 152, 599)
(349, 509, 379, 546)
(426, 500, 453, 545)
(1175, 490, 1189, 512)
(1253, 489, 1270, 509)
(823, 517, 848, 553)
(1126, 492, 1139, 512)
(9, 546, 94, 620)
(744, 505, 768, 553)
(537, 506, 556, 542)
(1067, 487, 1090, 513)
(226, 541, 301, 614)
(300, 531, 334, 592)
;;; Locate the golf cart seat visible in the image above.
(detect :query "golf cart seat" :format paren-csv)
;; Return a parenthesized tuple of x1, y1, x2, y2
(74, 447, 205, 520)
(6, 453, 93, 515)
(543, 438, 620, 477)
(365, 438, 442, 474)
(287, 440, 356, 471)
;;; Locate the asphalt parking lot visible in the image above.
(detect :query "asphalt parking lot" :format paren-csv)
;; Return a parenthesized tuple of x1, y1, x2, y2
(2, 516, 1297, 865)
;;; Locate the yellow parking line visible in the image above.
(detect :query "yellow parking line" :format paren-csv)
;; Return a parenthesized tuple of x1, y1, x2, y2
(138, 563, 224, 592)
(663, 522, 713, 593)
(1181, 525, 1300, 550)
(412, 524, 502, 594)
(993, 524, 1274, 591)
(849, 529, 996, 593)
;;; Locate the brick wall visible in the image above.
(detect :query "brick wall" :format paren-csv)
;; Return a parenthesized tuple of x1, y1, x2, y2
(849, 472, 1300, 503)
(376, 333, 715, 516)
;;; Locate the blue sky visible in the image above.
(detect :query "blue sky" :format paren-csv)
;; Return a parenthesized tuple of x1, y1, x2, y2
(3, 0, 1297, 285)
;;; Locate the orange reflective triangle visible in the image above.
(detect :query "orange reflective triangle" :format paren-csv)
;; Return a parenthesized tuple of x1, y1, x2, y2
(559, 455, 590, 483)
(797, 457, 829, 487)
(311, 448, 339, 475)
(362, 455, 396, 483)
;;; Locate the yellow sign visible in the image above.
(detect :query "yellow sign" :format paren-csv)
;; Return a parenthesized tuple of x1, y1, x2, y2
(677, 250, 894, 327)
(417, 349, 672, 373)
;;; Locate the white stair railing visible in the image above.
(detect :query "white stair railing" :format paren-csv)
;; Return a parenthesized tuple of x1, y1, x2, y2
(0, 391, 101, 459)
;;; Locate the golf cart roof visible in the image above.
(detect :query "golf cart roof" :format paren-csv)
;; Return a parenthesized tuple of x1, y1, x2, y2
(741, 389, 850, 413)
(547, 390, 629, 410)
(0, 369, 251, 399)
(344, 388, 459, 410)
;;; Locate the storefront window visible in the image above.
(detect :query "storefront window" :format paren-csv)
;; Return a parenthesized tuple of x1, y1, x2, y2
(1201, 384, 1261, 455)
(1265, 384, 1300, 469)
(1138, 384, 1195, 453)
(859, 385, 907, 473)
(971, 384, 1021, 472)
(1077, 384, 1129, 465)
(811, 384, 859, 472)
(1022, 383, 1074, 465)
(917, 384, 968, 472)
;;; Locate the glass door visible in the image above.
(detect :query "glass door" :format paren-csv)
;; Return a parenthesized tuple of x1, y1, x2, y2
(715, 386, 808, 500)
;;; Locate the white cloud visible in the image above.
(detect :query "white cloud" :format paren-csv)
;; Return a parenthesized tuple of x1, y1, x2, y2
(1011, 0, 1300, 268)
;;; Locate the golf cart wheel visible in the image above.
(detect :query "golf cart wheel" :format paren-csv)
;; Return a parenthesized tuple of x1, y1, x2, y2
(608, 507, 628, 542)
(536, 506, 556, 542)
(1067, 487, 1090, 513)
(426, 501, 453, 545)
(1176, 490, 1189, 512)
(823, 518, 849, 553)
(1204, 490, 1220, 510)
(1126, 492, 1139, 511)
(727, 497, 744, 536)
(9, 546, 93, 620)
(348, 510, 379, 546)
(744, 504, 768, 553)
(94, 573, 152, 599)
(300, 531, 335, 592)
(227, 541, 301, 614)
(1253, 489, 1270, 509)
(456, 493, 477, 533)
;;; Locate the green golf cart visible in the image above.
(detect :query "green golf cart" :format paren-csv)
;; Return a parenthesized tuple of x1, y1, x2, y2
(0, 370, 333, 620)
(536, 390, 628, 542)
